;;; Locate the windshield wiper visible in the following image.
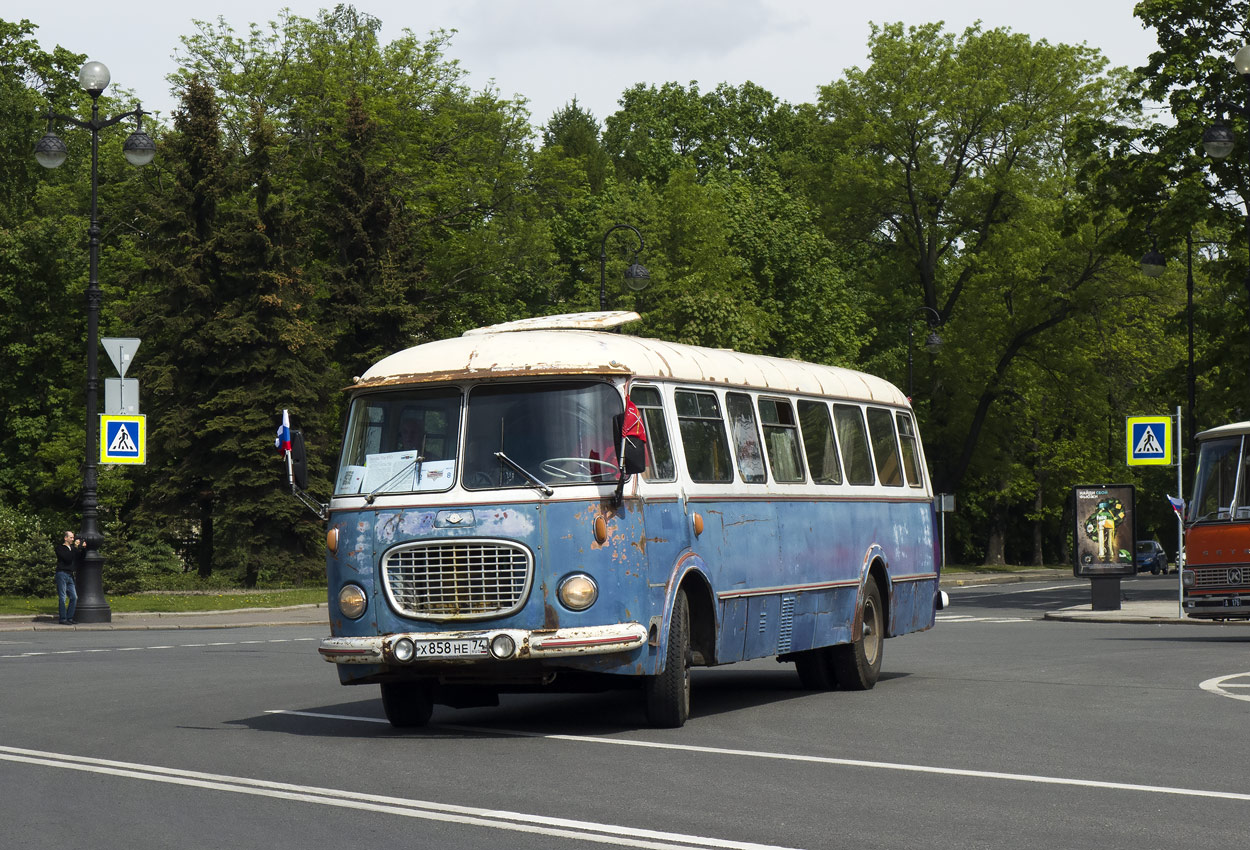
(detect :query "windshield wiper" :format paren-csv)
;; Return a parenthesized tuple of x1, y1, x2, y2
(494, 451, 553, 496)
(364, 455, 424, 504)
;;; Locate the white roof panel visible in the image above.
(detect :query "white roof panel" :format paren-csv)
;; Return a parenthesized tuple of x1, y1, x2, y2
(356, 315, 907, 406)
(1196, 421, 1250, 441)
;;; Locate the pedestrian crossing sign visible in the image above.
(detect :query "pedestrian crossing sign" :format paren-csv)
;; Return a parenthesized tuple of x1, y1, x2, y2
(1126, 415, 1172, 466)
(100, 415, 146, 465)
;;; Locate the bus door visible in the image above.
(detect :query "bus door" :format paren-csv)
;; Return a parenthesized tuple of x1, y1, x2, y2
(626, 385, 697, 651)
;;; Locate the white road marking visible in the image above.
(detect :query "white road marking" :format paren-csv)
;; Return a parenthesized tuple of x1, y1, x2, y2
(936, 615, 1031, 623)
(0, 745, 797, 850)
(1199, 672, 1250, 703)
(0, 637, 318, 659)
(267, 710, 1250, 804)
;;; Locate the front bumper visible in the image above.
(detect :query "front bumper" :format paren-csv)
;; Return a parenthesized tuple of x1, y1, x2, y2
(319, 622, 648, 665)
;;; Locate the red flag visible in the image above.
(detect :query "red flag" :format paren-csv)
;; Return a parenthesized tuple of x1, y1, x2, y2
(623, 397, 647, 442)
(621, 397, 647, 475)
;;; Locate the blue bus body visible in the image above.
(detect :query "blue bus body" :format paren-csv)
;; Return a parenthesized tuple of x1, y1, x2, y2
(313, 312, 943, 727)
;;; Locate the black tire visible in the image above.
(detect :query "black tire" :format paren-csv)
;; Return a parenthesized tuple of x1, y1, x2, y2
(380, 680, 434, 728)
(645, 589, 691, 728)
(831, 580, 884, 690)
(794, 647, 837, 690)
(1151, 566, 1161, 575)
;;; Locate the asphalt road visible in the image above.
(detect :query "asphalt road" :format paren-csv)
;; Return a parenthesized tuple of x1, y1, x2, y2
(4, 574, 1248, 850)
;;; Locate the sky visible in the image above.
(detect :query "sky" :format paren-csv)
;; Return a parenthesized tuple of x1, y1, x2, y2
(9, 0, 1163, 129)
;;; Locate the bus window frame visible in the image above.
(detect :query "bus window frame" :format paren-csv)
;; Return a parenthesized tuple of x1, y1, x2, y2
(674, 387, 735, 484)
(627, 383, 677, 483)
(726, 391, 768, 484)
(797, 398, 843, 486)
(757, 395, 806, 484)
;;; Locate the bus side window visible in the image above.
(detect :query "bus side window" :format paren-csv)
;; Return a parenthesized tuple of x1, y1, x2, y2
(758, 397, 805, 483)
(833, 403, 875, 486)
(726, 392, 767, 483)
(675, 389, 733, 483)
(896, 412, 924, 488)
(866, 407, 903, 486)
(798, 400, 842, 484)
(629, 386, 676, 481)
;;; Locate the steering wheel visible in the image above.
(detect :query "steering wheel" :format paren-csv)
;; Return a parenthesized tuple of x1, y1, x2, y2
(539, 457, 619, 480)
(468, 471, 496, 488)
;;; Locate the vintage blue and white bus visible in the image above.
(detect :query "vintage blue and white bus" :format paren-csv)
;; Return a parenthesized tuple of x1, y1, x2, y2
(307, 311, 945, 728)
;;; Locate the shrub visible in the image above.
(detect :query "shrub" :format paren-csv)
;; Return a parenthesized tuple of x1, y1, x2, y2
(0, 506, 56, 596)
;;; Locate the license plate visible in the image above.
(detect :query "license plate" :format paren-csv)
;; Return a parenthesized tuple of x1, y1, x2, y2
(410, 638, 489, 658)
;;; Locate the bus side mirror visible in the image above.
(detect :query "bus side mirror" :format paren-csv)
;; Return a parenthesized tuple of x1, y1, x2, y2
(622, 435, 646, 476)
(291, 429, 309, 491)
(619, 405, 647, 476)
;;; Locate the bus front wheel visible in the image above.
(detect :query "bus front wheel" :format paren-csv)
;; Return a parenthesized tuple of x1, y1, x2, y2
(380, 680, 434, 728)
(644, 589, 691, 728)
(831, 580, 883, 690)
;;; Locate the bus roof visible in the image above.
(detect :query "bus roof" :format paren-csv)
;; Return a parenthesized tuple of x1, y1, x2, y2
(354, 312, 908, 405)
(1195, 421, 1250, 441)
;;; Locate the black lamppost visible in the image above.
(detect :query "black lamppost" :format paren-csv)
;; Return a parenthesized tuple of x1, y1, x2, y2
(907, 306, 942, 399)
(599, 224, 650, 311)
(35, 60, 155, 624)
(1140, 232, 1196, 451)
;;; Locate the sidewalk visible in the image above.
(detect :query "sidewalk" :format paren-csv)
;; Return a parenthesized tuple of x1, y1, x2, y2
(0, 603, 328, 632)
(940, 567, 1248, 625)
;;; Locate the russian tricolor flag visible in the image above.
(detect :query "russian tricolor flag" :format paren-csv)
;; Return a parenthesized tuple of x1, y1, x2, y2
(275, 409, 291, 454)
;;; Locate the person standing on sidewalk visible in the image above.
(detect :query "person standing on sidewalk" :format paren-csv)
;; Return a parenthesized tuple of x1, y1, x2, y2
(54, 531, 81, 625)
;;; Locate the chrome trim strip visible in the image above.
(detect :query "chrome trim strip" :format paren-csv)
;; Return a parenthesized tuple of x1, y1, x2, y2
(318, 622, 647, 665)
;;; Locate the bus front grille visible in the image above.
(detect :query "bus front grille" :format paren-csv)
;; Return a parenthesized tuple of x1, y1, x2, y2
(1191, 566, 1250, 588)
(383, 540, 532, 620)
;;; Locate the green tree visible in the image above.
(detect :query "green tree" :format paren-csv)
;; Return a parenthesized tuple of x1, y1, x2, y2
(809, 22, 1154, 561)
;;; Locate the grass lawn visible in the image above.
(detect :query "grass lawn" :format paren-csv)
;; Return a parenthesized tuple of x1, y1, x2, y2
(943, 563, 1070, 574)
(0, 587, 326, 617)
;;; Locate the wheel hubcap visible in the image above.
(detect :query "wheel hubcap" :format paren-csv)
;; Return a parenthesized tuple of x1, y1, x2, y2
(863, 597, 881, 664)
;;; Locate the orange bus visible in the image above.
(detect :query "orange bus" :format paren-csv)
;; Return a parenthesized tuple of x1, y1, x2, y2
(1184, 422, 1250, 618)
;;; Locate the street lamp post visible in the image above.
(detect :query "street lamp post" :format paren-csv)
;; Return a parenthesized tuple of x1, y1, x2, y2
(907, 306, 942, 399)
(1140, 232, 1197, 452)
(34, 60, 155, 624)
(599, 224, 650, 311)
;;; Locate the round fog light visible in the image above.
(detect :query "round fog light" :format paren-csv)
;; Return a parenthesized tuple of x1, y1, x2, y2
(490, 634, 516, 659)
(338, 584, 367, 619)
(558, 573, 598, 611)
(393, 637, 415, 662)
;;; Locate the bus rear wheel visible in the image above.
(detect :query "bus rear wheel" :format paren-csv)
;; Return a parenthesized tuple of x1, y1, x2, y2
(644, 589, 691, 728)
(831, 580, 883, 690)
(380, 680, 434, 728)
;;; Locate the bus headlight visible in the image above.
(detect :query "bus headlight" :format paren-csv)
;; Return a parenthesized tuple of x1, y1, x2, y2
(1182, 570, 1194, 587)
(338, 584, 367, 619)
(558, 573, 598, 611)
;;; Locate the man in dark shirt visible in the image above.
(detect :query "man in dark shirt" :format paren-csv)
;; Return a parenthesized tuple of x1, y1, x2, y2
(54, 531, 81, 625)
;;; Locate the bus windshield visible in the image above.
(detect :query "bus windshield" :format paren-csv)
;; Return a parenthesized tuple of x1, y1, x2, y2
(464, 381, 623, 489)
(335, 387, 463, 496)
(1189, 436, 1244, 522)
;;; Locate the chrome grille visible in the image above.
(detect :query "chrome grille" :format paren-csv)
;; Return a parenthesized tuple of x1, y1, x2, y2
(1192, 566, 1250, 588)
(383, 540, 532, 620)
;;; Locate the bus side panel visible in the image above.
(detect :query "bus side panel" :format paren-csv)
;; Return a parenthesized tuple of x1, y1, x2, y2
(743, 594, 783, 659)
(716, 597, 748, 663)
(882, 500, 939, 636)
